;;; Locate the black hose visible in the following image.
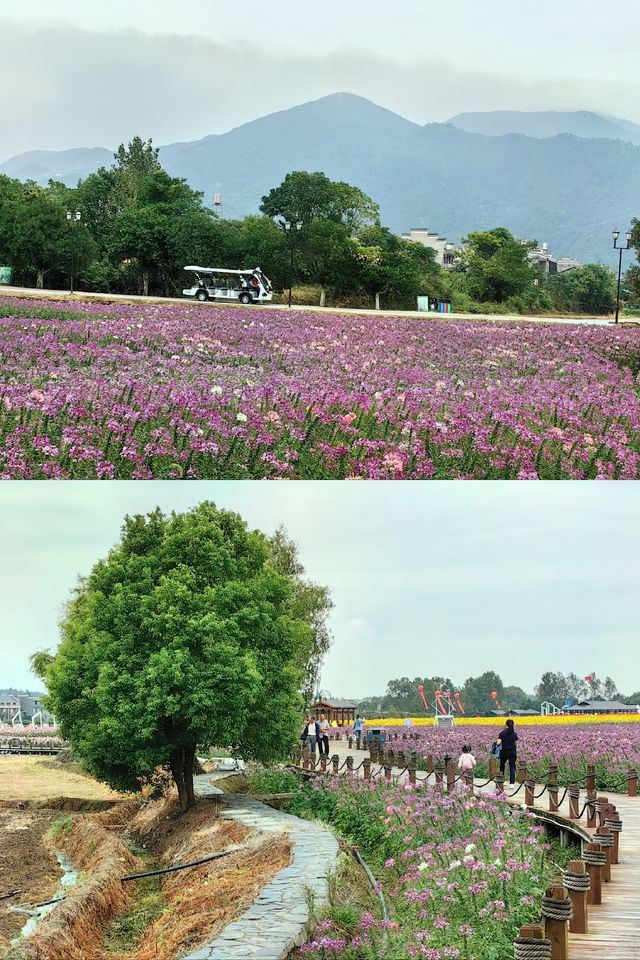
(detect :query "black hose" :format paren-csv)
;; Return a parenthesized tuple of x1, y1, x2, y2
(121, 846, 242, 882)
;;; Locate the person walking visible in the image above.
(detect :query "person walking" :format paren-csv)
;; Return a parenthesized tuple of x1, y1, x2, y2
(497, 718, 518, 785)
(353, 714, 365, 748)
(457, 745, 477, 775)
(305, 715, 320, 758)
(318, 713, 330, 757)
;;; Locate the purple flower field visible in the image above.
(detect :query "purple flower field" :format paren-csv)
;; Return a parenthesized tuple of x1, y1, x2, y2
(374, 723, 640, 788)
(288, 777, 564, 959)
(1, 298, 639, 478)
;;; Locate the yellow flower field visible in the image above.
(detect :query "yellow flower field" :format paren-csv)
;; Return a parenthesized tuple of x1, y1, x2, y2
(367, 714, 640, 726)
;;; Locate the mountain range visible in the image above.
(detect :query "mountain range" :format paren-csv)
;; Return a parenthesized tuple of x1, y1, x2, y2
(2, 93, 639, 264)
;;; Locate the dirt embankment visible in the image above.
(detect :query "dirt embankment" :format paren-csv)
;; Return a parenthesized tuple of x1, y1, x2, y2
(4, 793, 291, 960)
(0, 809, 63, 953)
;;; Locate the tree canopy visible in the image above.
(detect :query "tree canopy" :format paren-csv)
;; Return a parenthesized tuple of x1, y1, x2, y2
(34, 503, 321, 812)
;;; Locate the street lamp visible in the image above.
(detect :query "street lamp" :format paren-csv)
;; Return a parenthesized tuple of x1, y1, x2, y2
(280, 219, 303, 308)
(612, 228, 632, 324)
(66, 210, 82, 294)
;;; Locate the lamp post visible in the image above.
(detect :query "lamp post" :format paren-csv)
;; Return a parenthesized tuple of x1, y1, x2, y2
(612, 228, 631, 324)
(281, 219, 303, 308)
(66, 210, 82, 294)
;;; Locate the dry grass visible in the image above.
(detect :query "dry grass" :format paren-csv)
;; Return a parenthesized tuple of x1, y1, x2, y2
(6, 816, 140, 960)
(5, 793, 291, 960)
(0, 756, 126, 802)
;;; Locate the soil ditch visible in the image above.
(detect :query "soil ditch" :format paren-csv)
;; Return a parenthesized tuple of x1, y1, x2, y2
(3, 793, 290, 960)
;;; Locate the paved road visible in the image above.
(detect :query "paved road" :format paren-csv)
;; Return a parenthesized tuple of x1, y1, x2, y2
(0, 284, 619, 326)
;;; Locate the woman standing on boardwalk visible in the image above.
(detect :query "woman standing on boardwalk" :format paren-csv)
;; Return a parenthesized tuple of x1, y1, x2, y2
(497, 718, 518, 785)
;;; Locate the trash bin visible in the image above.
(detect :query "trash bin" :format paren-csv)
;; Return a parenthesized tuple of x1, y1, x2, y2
(438, 298, 452, 314)
(0, 267, 13, 285)
(366, 728, 386, 748)
(417, 295, 429, 312)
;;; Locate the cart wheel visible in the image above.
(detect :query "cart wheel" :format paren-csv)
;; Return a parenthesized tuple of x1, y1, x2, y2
(196, 290, 209, 302)
(239, 292, 252, 305)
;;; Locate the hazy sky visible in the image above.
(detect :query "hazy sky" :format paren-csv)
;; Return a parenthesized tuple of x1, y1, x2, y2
(1, 0, 640, 159)
(1, 481, 638, 699)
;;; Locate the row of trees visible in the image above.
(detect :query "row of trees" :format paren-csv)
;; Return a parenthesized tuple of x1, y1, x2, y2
(0, 136, 628, 313)
(356, 669, 636, 718)
(31, 503, 333, 812)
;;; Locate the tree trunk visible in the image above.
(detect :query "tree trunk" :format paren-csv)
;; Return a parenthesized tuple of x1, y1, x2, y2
(36, 268, 44, 290)
(185, 738, 197, 808)
(374, 291, 381, 310)
(142, 270, 150, 297)
(319, 285, 326, 308)
(170, 747, 193, 814)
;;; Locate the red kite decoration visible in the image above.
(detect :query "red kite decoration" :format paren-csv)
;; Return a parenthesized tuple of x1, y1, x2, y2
(417, 684, 430, 712)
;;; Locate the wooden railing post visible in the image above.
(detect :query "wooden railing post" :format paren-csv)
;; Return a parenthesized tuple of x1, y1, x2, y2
(346, 755, 354, 775)
(435, 760, 444, 789)
(397, 750, 406, 770)
(348, 735, 353, 750)
(363, 758, 371, 781)
(548, 763, 558, 785)
(332, 754, 339, 776)
(384, 759, 392, 782)
(489, 756, 497, 780)
(564, 860, 589, 934)
(525, 778, 535, 806)
(568, 783, 580, 820)
(604, 811, 622, 865)
(597, 795, 608, 827)
(463, 769, 474, 790)
(320, 756, 327, 773)
(518, 760, 527, 784)
(426, 754, 434, 775)
(628, 767, 638, 797)
(595, 826, 613, 882)
(585, 764, 595, 792)
(408, 758, 416, 786)
(584, 842, 605, 905)
(494, 772, 505, 795)
(446, 760, 456, 793)
(514, 925, 551, 960)
(586, 790, 597, 828)
(542, 884, 572, 960)
(302, 746, 310, 770)
(309, 754, 316, 771)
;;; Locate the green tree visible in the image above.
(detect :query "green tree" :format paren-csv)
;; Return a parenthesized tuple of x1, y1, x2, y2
(268, 526, 333, 705)
(2, 184, 94, 289)
(545, 263, 616, 314)
(460, 227, 537, 303)
(355, 226, 443, 309)
(301, 220, 359, 306)
(502, 685, 537, 711)
(461, 672, 505, 715)
(260, 171, 379, 231)
(35, 503, 311, 812)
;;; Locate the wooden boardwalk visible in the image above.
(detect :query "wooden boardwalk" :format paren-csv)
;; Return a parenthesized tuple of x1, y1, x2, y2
(321, 742, 640, 959)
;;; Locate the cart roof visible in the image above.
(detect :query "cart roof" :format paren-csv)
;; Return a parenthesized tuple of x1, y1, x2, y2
(184, 265, 262, 276)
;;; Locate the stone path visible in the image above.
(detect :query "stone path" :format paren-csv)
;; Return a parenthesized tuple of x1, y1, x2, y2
(184, 774, 339, 960)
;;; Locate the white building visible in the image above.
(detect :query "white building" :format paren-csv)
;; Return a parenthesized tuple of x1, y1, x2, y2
(401, 228, 459, 268)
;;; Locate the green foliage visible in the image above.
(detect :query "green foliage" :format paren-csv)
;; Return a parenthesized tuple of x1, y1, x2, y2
(260, 170, 379, 232)
(104, 875, 166, 953)
(544, 263, 616, 314)
(48, 815, 75, 839)
(268, 526, 333, 704)
(39, 502, 314, 811)
(246, 765, 302, 794)
(460, 227, 538, 303)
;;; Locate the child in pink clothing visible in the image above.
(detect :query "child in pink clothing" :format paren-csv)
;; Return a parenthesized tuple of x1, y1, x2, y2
(457, 745, 477, 773)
